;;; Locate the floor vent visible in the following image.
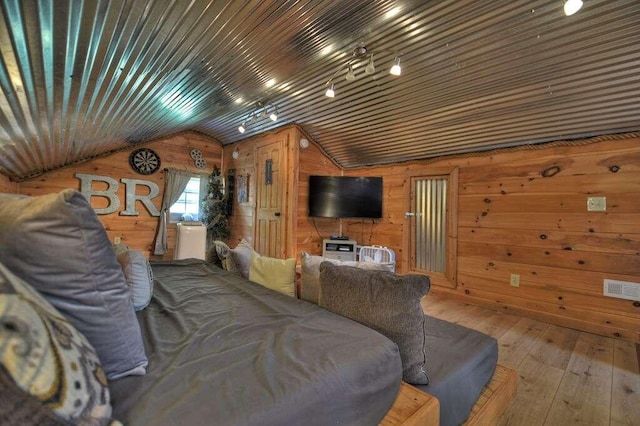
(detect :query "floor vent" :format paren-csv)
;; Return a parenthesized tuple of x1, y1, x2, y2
(603, 279, 640, 301)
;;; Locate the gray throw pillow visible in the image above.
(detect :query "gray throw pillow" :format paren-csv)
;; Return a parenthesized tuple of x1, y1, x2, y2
(114, 247, 154, 311)
(300, 251, 394, 304)
(0, 189, 148, 379)
(319, 261, 431, 384)
(230, 239, 257, 278)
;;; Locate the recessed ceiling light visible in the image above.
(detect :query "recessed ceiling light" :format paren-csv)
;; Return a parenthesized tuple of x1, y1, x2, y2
(235, 97, 244, 104)
(385, 6, 401, 19)
(266, 78, 276, 88)
(321, 45, 334, 56)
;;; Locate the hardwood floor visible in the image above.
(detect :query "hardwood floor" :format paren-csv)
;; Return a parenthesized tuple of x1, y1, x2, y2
(421, 292, 640, 425)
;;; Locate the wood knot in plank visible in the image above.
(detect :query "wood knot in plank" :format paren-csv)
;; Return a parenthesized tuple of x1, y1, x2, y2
(541, 165, 561, 177)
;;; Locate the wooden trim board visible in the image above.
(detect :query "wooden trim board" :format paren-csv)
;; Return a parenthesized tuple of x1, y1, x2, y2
(381, 364, 517, 425)
(380, 382, 440, 426)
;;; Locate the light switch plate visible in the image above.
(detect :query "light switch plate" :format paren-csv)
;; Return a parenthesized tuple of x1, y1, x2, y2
(510, 274, 520, 288)
(587, 196, 606, 212)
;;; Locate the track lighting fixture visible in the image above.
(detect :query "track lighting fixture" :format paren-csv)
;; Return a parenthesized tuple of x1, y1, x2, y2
(322, 44, 403, 99)
(237, 101, 280, 133)
(564, 0, 583, 16)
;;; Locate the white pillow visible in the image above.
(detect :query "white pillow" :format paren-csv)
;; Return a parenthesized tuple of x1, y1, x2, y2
(300, 251, 394, 304)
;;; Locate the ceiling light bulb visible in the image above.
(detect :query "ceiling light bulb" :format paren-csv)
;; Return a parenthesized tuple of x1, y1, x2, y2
(564, 0, 583, 16)
(238, 122, 246, 133)
(325, 83, 335, 98)
(390, 57, 402, 76)
(365, 54, 375, 75)
(345, 65, 356, 81)
(269, 106, 278, 121)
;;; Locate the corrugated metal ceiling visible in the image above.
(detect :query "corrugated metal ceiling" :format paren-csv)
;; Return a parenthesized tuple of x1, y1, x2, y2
(0, 0, 638, 180)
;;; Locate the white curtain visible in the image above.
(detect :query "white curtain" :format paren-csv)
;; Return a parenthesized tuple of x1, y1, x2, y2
(153, 169, 193, 255)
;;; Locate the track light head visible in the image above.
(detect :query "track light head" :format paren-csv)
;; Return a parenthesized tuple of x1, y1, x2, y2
(564, 0, 583, 16)
(345, 64, 356, 81)
(269, 106, 278, 121)
(390, 56, 402, 76)
(238, 122, 246, 133)
(325, 83, 335, 98)
(365, 53, 375, 75)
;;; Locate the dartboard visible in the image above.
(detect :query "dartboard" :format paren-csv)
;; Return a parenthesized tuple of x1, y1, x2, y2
(129, 148, 161, 175)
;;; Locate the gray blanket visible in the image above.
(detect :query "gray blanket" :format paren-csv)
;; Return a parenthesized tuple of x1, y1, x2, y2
(109, 260, 402, 426)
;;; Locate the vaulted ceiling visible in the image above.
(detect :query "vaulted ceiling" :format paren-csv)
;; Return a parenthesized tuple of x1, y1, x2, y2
(1, 0, 639, 180)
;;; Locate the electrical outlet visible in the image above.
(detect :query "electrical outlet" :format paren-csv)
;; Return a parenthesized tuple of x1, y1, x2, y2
(510, 274, 520, 288)
(113, 236, 121, 244)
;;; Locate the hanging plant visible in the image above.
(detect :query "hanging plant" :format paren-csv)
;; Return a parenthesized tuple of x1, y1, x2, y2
(201, 165, 230, 242)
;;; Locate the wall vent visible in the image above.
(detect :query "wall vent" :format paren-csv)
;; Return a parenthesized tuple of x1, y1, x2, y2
(603, 279, 640, 301)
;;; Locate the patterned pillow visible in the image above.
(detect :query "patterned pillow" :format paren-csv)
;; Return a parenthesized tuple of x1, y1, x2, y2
(213, 240, 238, 272)
(0, 263, 112, 425)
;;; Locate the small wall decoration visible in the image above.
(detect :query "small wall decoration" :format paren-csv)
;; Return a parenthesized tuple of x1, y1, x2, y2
(129, 148, 161, 175)
(237, 174, 248, 203)
(226, 169, 235, 216)
(265, 159, 272, 185)
(190, 148, 207, 169)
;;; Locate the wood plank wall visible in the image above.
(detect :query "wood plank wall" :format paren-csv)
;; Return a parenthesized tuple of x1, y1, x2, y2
(296, 134, 342, 256)
(0, 173, 16, 193)
(17, 132, 222, 259)
(343, 136, 640, 343)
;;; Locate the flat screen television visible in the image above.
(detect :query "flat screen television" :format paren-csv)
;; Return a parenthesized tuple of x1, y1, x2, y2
(308, 175, 383, 218)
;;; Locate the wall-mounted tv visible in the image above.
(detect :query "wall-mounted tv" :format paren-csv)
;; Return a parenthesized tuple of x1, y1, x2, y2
(308, 175, 383, 218)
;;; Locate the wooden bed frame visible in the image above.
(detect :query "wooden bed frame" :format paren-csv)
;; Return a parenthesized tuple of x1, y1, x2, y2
(380, 363, 517, 425)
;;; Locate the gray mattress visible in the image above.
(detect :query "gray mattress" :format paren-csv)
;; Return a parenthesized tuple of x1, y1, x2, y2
(108, 260, 402, 426)
(417, 315, 498, 426)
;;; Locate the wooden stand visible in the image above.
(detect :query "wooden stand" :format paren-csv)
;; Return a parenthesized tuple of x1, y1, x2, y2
(380, 364, 517, 425)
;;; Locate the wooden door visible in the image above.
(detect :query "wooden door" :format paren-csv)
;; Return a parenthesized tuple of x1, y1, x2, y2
(254, 138, 286, 258)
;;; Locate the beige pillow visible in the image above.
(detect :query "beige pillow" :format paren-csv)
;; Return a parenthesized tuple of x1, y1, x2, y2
(300, 251, 394, 304)
(249, 254, 296, 297)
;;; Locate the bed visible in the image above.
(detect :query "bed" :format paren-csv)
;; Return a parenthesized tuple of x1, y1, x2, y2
(110, 259, 507, 426)
(108, 259, 403, 425)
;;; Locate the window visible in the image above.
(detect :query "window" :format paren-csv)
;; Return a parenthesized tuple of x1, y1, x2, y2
(170, 175, 207, 222)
